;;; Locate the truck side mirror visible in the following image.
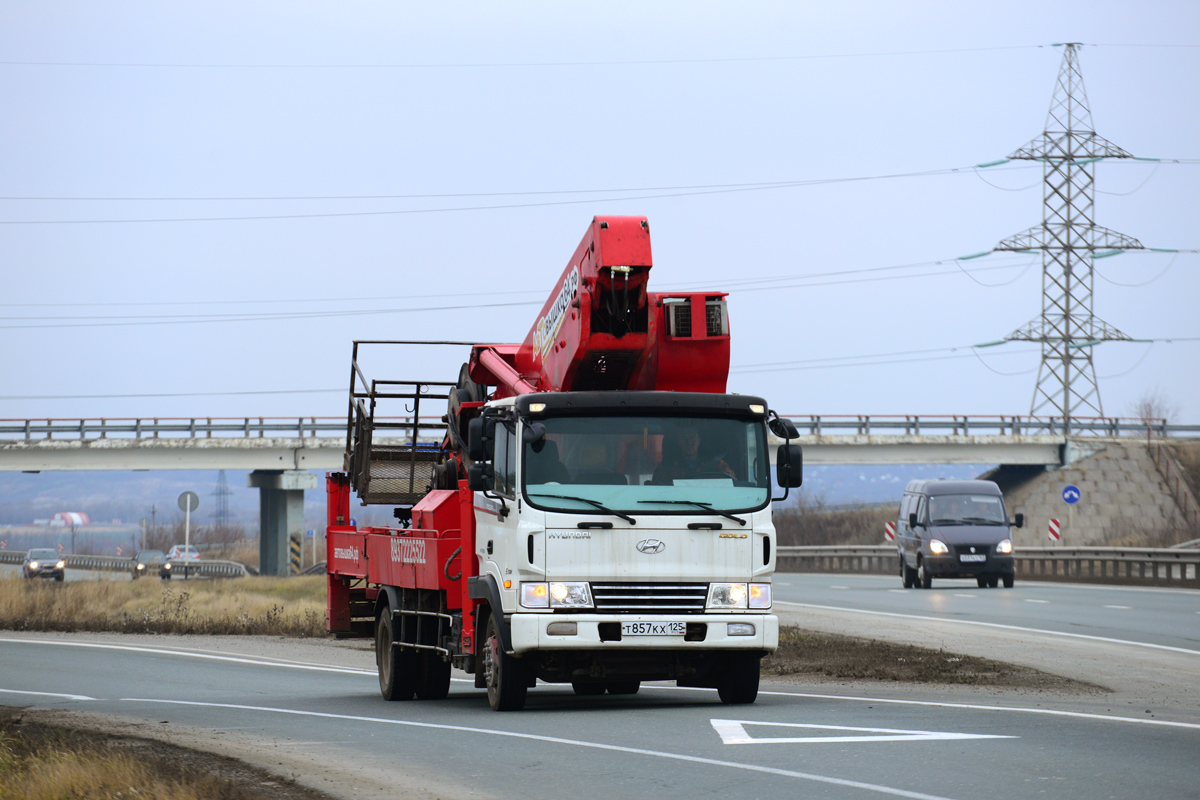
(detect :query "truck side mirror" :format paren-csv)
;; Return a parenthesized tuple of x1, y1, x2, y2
(1014, 513, 1025, 529)
(769, 417, 799, 439)
(909, 512, 920, 529)
(775, 444, 803, 488)
(524, 421, 547, 450)
(467, 417, 494, 461)
(467, 462, 493, 492)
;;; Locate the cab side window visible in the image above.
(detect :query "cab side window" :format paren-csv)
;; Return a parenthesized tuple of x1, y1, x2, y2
(900, 494, 913, 529)
(493, 423, 516, 497)
(915, 496, 928, 530)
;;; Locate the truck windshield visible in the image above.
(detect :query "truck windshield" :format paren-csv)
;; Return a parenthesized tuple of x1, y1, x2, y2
(928, 494, 1007, 525)
(523, 414, 769, 514)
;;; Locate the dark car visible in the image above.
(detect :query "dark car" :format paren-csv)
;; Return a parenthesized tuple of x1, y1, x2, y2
(22, 548, 65, 581)
(897, 479, 1024, 590)
(130, 549, 165, 580)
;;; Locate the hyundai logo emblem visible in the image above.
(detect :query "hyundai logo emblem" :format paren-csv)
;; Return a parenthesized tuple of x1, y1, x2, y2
(970, 547, 976, 554)
(636, 539, 666, 554)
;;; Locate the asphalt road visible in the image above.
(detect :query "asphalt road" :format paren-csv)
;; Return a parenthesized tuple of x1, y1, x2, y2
(772, 574, 1200, 653)
(4, 596, 1200, 800)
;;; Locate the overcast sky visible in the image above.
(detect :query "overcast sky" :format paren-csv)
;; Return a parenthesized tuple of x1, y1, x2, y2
(2, 2, 1197, 427)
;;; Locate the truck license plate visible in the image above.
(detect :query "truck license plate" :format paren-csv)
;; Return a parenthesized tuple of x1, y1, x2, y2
(959, 554, 987, 563)
(621, 621, 686, 636)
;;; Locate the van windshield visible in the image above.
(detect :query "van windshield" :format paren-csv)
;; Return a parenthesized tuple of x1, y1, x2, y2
(929, 494, 1007, 525)
(523, 414, 769, 514)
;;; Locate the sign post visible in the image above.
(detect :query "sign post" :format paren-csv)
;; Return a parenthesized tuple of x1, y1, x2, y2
(178, 491, 200, 579)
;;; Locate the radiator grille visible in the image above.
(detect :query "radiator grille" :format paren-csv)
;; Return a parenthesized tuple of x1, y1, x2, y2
(590, 583, 709, 614)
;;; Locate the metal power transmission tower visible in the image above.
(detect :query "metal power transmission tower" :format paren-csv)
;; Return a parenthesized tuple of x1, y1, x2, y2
(212, 469, 232, 528)
(994, 43, 1143, 423)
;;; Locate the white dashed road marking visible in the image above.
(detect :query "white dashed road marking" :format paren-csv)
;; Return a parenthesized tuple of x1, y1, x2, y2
(1104, 605, 1132, 610)
(1023, 599, 1050, 604)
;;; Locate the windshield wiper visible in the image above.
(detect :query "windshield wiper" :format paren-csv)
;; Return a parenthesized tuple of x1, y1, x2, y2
(637, 499, 746, 526)
(961, 516, 1007, 525)
(527, 493, 637, 524)
(930, 518, 966, 526)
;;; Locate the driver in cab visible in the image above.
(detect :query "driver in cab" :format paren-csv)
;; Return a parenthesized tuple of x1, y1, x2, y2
(652, 427, 735, 484)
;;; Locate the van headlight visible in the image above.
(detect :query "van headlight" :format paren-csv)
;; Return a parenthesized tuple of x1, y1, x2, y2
(929, 539, 949, 555)
(995, 539, 1013, 554)
(56, 560, 65, 569)
(521, 582, 592, 609)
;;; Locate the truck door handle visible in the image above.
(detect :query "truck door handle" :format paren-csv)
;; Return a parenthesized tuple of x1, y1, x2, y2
(487, 540, 493, 555)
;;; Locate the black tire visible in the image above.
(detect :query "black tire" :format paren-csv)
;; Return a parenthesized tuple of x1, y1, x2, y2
(55, 574, 64, 582)
(376, 611, 418, 701)
(483, 612, 527, 711)
(977, 577, 988, 588)
(1002, 574, 1015, 589)
(716, 652, 760, 705)
(572, 681, 606, 696)
(607, 681, 640, 695)
(918, 559, 932, 590)
(903, 559, 917, 589)
(417, 652, 452, 700)
(987, 576, 1000, 588)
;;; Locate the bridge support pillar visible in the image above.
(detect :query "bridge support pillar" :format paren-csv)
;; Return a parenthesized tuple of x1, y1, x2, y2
(247, 470, 318, 576)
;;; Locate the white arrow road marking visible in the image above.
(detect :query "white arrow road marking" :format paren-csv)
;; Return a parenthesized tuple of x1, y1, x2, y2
(711, 719, 1015, 745)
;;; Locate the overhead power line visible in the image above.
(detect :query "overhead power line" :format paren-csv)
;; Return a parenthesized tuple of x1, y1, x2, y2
(3, 43, 1196, 70)
(0, 164, 1040, 225)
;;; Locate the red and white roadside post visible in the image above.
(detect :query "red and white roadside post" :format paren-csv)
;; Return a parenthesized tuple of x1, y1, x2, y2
(884, 520, 896, 543)
(1048, 518, 1061, 544)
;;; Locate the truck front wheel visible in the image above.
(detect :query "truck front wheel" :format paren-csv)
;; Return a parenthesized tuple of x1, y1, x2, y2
(716, 653, 760, 705)
(377, 611, 417, 701)
(483, 612, 527, 711)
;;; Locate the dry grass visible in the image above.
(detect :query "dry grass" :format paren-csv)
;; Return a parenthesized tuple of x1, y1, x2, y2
(0, 709, 329, 800)
(773, 497, 896, 546)
(762, 627, 1100, 691)
(0, 576, 326, 637)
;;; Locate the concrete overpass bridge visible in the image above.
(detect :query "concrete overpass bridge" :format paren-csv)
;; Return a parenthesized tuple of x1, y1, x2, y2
(3, 414, 1196, 573)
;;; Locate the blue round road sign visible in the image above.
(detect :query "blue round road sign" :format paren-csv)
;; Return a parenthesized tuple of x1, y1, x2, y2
(1062, 485, 1081, 505)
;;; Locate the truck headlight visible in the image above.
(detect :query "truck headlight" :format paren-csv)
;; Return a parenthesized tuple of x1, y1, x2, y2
(707, 583, 748, 609)
(929, 539, 949, 555)
(521, 582, 593, 609)
(549, 582, 592, 608)
(995, 539, 1013, 554)
(748, 583, 771, 609)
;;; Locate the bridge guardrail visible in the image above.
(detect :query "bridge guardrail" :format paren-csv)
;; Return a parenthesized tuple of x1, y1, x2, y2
(0, 551, 250, 578)
(777, 414, 1199, 438)
(776, 544, 1200, 586)
(4, 414, 1198, 442)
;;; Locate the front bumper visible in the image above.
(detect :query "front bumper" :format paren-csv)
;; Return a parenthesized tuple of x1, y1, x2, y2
(508, 612, 778, 654)
(24, 567, 63, 579)
(925, 553, 1014, 577)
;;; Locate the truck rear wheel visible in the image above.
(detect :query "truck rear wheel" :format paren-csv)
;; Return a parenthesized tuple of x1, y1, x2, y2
(417, 653, 452, 700)
(483, 612, 527, 711)
(377, 611, 417, 701)
(716, 652, 760, 705)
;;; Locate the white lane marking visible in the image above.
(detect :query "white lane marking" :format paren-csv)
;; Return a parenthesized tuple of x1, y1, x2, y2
(888, 589, 907, 594)
(710, 718, 1014, 745)
(952, 594, 975, 599)
(1023, 599, 1050, 604)
(1104, 605, 1132, 610)
(0, 639, 374, 676)
(123, 698, 966, 800)
(643, 685, 1200, 731)
(775, 601, 1200, 656)
(830, 585, 850, 590)
(0, 688, 95, 701)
